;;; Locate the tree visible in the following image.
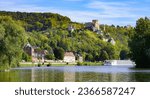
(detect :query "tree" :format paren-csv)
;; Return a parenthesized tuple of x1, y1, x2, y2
(34, 22, 43, 31)
(0, 11, 71, 31)
(45, 54, 55, 60)
(102, 43, 117, 59)
(22, 52, 32, 62)
(85, 54, 93, 61)
(120, 50, 129, 60)
(54, 47, 65, 60)
(129, 17, 150, 68)
(100, 50, 109, 61)
(0, 16, 27, 69)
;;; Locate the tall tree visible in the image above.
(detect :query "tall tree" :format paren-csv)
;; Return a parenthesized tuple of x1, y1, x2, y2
(54, 47, 65, 60)
(129, 17, 150, 68)
(0, 16, 27, 69)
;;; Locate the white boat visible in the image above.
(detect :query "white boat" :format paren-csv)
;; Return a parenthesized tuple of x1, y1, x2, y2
(104, 60, 135, 66)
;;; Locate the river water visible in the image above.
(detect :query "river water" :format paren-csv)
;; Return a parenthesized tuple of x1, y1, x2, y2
(0, 66, 150, 82)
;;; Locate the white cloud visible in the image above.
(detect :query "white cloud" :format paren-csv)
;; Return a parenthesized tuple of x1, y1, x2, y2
(84, 1, 150, 25)
(86, 1, 138, 18)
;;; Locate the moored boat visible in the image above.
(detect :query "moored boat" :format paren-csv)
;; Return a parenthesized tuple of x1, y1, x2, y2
(104, 60, 135, 66)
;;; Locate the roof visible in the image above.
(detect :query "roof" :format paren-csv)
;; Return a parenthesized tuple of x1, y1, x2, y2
(34, 49, 48, 55)
(24, 43, 32, 48)
(64, 52, 75, 57)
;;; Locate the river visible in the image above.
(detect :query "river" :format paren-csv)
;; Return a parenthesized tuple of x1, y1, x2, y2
(0, 66, 150, 82)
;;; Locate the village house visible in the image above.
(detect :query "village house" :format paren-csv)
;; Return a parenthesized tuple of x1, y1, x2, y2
(23, 43, 47, 62)
(102, 37, 116, 45)
(108, 38, 116, 45)
(77, 55, 83, 62)
(68, 24, 75, 33)
(63, 52, 76, 63)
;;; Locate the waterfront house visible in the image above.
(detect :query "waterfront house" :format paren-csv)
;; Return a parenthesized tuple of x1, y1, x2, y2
(75, 54, 83, 62)
(24, 43, 47, 62)
(63, 52, 76, 63)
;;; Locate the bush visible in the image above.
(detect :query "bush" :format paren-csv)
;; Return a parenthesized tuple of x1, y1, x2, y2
(77, 62, 83, 66)
(22, 52, 32, 62)
(17, 62, 20, 67)
(83, 62, 88, 66)
(45, 54, 55, 60)
(38, 63, 41, 67)
(54, 47, 64, 60)
(47, 63, 52, 67)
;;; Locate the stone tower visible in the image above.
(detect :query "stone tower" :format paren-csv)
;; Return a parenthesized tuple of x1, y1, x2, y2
(92, 20, 100, 30)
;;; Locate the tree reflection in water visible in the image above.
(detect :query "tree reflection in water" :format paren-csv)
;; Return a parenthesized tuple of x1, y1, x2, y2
(0, 66, 150, 82)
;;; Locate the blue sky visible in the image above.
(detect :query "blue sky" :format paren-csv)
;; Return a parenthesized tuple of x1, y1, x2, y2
(0, 0, 150, 26)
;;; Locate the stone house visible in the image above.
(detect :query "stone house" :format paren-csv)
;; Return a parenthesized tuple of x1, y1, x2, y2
(63, 52, 76, 63)
(23, 43, 47, 62)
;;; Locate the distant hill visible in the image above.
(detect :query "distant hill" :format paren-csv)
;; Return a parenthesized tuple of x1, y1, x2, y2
(0, 11, 71, 31)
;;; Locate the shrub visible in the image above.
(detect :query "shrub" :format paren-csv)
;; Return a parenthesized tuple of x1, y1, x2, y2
(77, 62, 83, 66)
(47, 63, 52, 67)
(38, 63, 41, 67)
(84, 62, 88, 66)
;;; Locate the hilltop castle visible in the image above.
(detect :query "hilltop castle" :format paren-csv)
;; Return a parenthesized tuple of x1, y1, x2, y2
(85, 20, 100, 31)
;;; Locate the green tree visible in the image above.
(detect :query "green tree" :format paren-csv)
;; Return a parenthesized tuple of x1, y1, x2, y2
(22, 52, 32, 62)
(45, 54, 55, 60)
(120, 50, 129, 60)
(129, 17, 150, 68)
(34, 22, 43, 31)
(54, 47, 65, 60)
(103, 43, 117, 59)
(85, 54, 93, 61)
(0, 16, 27, 69)
(100, 50, 109, 61)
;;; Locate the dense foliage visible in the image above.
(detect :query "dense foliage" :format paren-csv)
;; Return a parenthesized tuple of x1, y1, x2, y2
(26, 25, 131, 62)
(0, 16, 26, 70)
(0, 11, 71, 31)
(129, 17, 150, 68)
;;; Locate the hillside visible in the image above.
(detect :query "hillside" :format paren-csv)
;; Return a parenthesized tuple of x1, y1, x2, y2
(0, 11, 133, 68)
(0, 11, 72, 31)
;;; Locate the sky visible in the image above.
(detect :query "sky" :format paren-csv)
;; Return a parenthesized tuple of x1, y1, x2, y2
(0, 0, 150, 26)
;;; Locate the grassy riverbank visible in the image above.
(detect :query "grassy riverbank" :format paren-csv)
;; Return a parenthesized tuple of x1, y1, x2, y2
(19, 62, 75, 67)
(76, 62, 103, 66)
(19, 61, 103, 67)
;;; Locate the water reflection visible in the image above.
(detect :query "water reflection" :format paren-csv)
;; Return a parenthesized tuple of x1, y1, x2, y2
(0, 66, 150, 82)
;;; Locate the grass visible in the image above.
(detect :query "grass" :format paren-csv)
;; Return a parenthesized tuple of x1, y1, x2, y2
(19, 63, 36, 67)
(76, 61, 103, 66)
(19, 61, 104, 67)
(19, 62, 76, 67)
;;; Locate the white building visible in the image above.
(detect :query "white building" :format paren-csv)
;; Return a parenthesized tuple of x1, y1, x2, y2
(108, 38, 116, 45)
(68, 25, 75, 32)
(63, 52, 76, 63)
